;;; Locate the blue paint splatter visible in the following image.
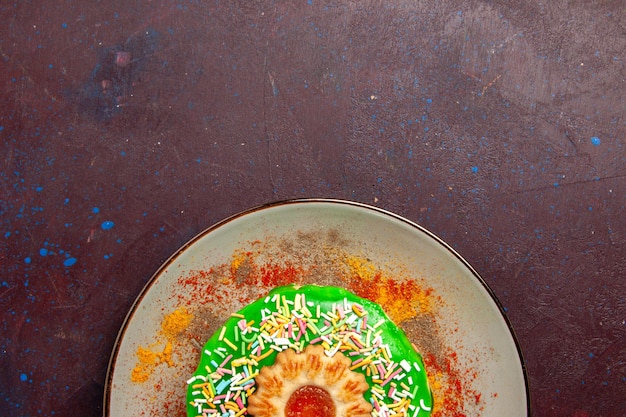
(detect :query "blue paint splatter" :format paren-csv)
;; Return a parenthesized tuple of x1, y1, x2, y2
(471, 166, 479, 173)
(591, 136, 601, 146)
(63, 257, 77, 267)
(20, 373, 28, 382)
(92, 207, 100, 214)
(101, 220, 115, 230)
(24, 257, 31, 264)
(39, 248, 48, 256)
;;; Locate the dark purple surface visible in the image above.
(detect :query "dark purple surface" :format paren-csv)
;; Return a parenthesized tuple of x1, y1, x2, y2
(1, 1, 625, 416)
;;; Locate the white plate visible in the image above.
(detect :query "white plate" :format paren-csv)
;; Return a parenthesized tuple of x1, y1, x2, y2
(103, 199, 529, 417)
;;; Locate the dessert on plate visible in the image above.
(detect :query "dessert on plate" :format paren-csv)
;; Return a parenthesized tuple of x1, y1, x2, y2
(186, 284, 432, 417)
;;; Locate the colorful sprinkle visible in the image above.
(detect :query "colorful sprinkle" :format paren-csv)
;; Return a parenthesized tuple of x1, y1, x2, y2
(188, 287, 431, 416)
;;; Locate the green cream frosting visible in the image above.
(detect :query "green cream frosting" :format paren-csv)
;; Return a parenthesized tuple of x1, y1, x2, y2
(187, 284, 432, 417)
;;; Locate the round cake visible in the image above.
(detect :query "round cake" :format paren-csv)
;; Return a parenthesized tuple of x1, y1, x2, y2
(186, 284, 433, 417)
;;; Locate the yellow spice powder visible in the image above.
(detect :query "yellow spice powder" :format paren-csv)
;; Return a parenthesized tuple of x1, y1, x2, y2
(130, 307, 193, 383)
(230, 250, 249, 275)
(343, 255, 378, 281)
(130, 364, 151, 383)
(161, 306, 192, 340)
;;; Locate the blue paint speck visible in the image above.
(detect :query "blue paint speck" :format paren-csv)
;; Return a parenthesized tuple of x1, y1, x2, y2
(4, 231, 11, 238)
(471, 166, 478, 173)
(591, 136, 601, 146)
(553, 182, 559, 187)
(63, 257, 77, 267)
(62, 22, 68, 28)
(92, 207, 100, 214)
(101, 220, 115, 230)
(39, 248, 48, 256)
(20, 373, 28, 382)
(24, 257, 31, 264)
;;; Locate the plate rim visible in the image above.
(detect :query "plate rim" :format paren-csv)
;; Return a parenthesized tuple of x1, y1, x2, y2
(102, 198, 531, 416)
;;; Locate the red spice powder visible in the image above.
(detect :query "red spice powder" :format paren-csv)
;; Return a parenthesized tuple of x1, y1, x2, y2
(259, 262, 303, 287)
(423, 351, 482, 417)
(177, 268, 221, 306)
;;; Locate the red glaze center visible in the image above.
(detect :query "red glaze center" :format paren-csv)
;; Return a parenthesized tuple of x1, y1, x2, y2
(285, 385, 336, 417)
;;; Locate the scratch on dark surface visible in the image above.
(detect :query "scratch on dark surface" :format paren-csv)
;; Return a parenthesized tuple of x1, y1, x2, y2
(0, 285, 16, 301)
(50, 279, 82, 309)
(511, 240, 539, 281)
(550, 110, 601, 151)
(511, 173, 626, 194)
(480, 74, 502, 96)
(594, 335, 625, 363)
(261, 55, 278, 197)
(0, 46, 60, 103)
(266, 138, 278, 197)
(162, 220, 182, 235)
(268, 72, 279, 97)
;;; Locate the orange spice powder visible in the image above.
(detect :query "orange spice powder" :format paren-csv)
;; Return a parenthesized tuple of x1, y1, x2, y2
(130, 307, 193, 383)
(342, 255, 435, 324)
